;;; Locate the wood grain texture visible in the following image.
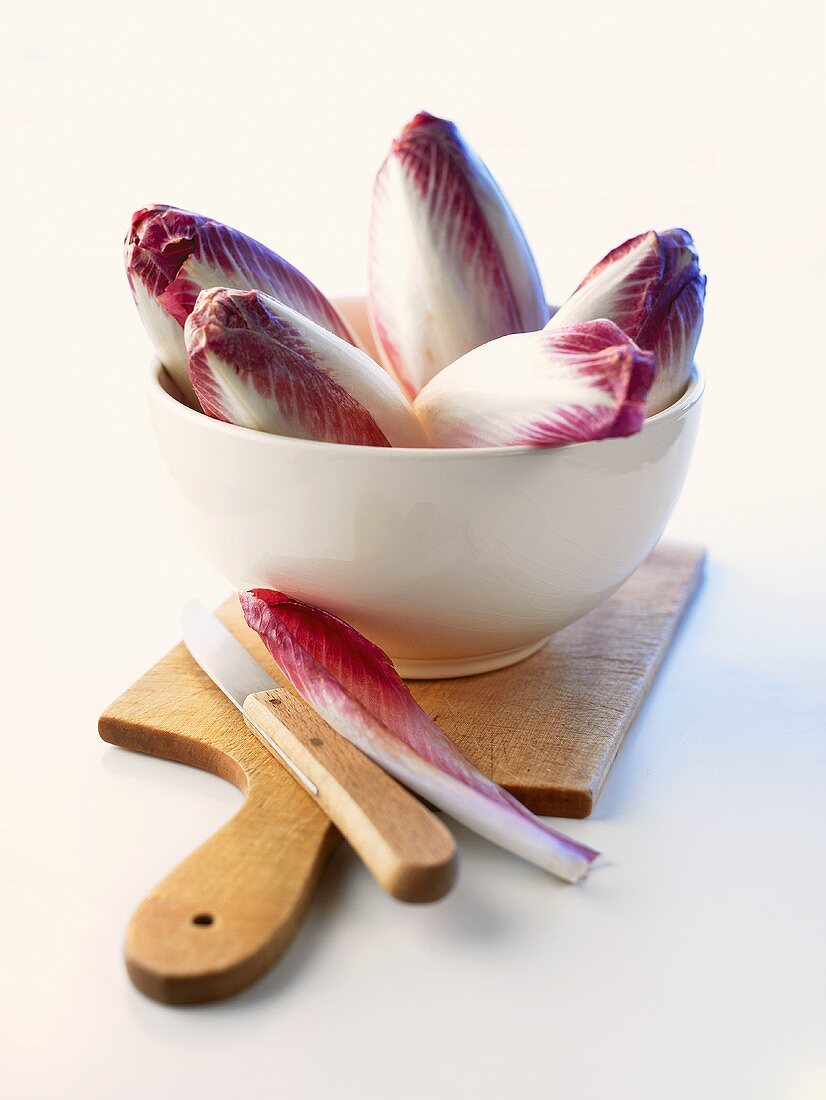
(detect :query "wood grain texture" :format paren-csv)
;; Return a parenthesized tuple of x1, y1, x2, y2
(408, 541, 706, 817)
(98, 610, 340, 1004)
(243, 690, 457, 902)
(99, 540, 703, 1002)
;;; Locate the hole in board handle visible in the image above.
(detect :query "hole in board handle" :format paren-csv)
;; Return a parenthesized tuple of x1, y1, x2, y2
(192, 913, 214, 927)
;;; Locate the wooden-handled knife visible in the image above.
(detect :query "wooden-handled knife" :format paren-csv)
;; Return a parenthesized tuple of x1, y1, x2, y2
(180, 601, 457, 904)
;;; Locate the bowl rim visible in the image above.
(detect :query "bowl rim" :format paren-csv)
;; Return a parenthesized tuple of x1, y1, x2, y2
(146, 357, 705, 460)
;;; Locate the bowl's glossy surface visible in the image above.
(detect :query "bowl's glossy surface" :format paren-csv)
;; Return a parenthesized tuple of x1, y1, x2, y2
(146, 301, 703, 678)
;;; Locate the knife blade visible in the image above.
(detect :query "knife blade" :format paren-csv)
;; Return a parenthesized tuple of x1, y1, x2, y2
(181, 601, 457, 903)
(182, 600, 318, 795)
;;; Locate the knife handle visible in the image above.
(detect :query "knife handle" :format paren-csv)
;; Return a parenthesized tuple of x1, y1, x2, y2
(243, 689, 457, 903)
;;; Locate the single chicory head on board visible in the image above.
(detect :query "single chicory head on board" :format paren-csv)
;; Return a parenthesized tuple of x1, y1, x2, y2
(240, 588, 600, 883)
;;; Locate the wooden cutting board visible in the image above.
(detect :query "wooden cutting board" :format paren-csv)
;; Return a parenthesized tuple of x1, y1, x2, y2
(99, 540, 704, 1003)
(412, 541, 705, 817)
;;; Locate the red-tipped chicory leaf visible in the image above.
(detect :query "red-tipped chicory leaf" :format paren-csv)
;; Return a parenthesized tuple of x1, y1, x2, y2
(548, 228, 706, 414)
(413, 320, 656, 448)
(240, 589, 600, 883)
(368, 112, 549, 400)
(186, 288, 428, 447)
(125, 204, 357, 404)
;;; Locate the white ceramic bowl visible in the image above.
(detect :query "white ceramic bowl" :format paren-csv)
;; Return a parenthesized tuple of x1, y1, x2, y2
(146, 300, 703, 678)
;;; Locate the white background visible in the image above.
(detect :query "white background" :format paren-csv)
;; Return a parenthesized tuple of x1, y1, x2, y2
(3, 1, 825, 1097)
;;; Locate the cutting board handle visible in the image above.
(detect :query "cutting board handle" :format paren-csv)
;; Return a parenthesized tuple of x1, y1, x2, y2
(125, 771, 336, 1005)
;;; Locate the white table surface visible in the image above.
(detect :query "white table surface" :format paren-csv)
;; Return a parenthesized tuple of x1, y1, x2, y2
(3, 3, 825, 1097)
